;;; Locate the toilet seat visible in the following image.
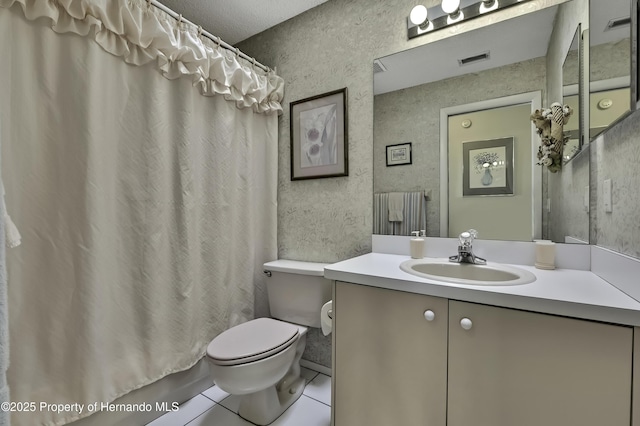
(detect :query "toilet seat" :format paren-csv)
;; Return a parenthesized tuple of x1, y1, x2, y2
(207, 318, 299, 366)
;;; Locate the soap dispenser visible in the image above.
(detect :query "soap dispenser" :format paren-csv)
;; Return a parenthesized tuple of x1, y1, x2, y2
(410, 231, 425, 259)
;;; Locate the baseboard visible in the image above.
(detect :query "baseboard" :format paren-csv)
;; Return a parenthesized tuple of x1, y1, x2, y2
(300, 359, 332, 377)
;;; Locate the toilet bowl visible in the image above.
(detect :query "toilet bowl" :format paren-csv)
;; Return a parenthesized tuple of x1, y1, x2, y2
(207, 318, 308, 425)
(206, 260, 331, 426)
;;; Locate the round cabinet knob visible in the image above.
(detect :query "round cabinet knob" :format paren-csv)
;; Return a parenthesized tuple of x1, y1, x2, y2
(424, 310, 435, 321)
(460, 318, 473, 330)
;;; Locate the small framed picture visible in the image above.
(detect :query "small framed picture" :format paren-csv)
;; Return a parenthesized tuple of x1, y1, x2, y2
(463, 137, 514, 196)
(386, 142, 412, 166)
(290, 88, 348, 180)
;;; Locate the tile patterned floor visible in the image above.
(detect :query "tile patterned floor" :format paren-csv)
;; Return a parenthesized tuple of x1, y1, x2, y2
(146, 367, 331, 426)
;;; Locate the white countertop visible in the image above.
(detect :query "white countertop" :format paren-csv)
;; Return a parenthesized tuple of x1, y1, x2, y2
(324, 253, 640, 327)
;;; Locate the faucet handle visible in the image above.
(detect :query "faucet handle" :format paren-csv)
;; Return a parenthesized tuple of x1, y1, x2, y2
(459, 229, 478, 246)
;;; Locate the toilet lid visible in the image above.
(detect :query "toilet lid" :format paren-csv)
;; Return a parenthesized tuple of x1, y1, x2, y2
(207, 318, 299, 366)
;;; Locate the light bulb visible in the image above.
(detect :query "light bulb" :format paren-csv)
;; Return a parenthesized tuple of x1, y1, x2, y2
(409, 5, 428, 26)
(441, 0, 461, 15)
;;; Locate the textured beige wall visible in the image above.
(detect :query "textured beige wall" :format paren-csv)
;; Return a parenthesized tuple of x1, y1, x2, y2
(239, 0, 570, 367)
(593, 110, 640, 259)
(237, 0, 640, 368)
(239, 0, 567, 264)
(240, 0, 640, 362)
(591, 38, 631, 81)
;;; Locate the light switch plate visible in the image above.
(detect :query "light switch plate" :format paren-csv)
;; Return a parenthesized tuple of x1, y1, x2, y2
(603, 179, 612, 213)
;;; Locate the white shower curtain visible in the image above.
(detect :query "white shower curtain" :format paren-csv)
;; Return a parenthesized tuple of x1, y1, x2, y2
(0, 156, 9, 426)
(0, 1, 280, 425)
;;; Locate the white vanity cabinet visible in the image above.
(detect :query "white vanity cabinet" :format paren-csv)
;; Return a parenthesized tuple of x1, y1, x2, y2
(447, 300, 632, 426)
(333, 281, 633, 426)
(333, 281, 448, 426)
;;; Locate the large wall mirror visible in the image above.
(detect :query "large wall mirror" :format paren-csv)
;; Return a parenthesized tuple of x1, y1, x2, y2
(373, 0, 591, 244)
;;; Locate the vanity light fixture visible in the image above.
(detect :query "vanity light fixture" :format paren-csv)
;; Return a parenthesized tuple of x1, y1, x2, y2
(407, 0, 531, 40)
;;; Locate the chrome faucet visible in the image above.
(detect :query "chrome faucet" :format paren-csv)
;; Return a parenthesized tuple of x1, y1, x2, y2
(449, 229, 486, 265)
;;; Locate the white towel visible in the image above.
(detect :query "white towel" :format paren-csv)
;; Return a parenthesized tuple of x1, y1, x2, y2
(388, 192, 404, 222)
(1, 181, 21, 248)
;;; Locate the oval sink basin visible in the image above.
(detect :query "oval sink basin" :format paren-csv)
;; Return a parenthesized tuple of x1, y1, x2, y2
(400, 258, 536, 286)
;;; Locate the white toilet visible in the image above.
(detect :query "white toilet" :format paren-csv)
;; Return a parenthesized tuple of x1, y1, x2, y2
(206, 260, 331, 425)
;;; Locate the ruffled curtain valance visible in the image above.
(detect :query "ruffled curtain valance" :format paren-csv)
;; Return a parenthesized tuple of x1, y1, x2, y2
(0, 0, 284, 114)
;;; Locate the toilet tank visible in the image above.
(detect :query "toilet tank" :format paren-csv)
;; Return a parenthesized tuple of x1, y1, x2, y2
(263, 260, 332, 328)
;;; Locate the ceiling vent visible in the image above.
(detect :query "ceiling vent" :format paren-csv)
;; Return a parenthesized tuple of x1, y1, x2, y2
(458, 51, 490, 66)
(605, 16, 631, 31)
(373, 59, 388, 74)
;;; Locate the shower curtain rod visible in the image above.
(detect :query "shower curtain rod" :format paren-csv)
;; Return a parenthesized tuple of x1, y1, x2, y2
(150, 0, 271, 73)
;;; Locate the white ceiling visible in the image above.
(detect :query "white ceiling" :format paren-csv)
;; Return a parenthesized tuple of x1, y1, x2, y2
(157, 0, 329, 45)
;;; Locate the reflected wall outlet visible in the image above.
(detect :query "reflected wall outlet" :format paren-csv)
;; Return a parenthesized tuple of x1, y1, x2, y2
(546, 198, 551, 212)
(603, 179, 613, 213)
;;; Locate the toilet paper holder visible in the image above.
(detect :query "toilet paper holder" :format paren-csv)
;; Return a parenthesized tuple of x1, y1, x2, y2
(321, 300, 333, 336)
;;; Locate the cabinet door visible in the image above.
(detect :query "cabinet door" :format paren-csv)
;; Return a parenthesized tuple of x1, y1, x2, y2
(448, 300, 632, 426)
(333, 282, 448, 426)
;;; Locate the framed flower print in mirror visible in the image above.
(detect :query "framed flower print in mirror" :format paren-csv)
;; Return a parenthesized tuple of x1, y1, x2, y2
(373, 1, 590, 243)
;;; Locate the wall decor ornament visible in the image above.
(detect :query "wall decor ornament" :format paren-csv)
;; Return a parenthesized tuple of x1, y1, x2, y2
(290, 88, 348, 180)
(386, 142, 412, 166)
(462, 137, 514, 196)
(530, 102, 573, 173)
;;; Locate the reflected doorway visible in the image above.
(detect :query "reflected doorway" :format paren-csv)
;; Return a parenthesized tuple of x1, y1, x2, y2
(440, 92, 542, 241)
